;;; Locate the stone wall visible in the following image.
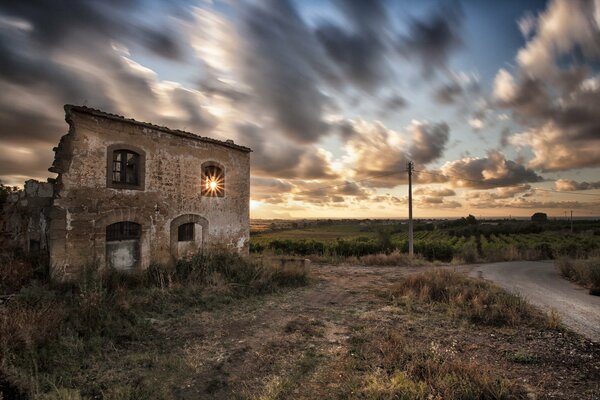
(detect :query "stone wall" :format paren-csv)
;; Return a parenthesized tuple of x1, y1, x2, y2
(0, 180, 54, 253)
(48, 105, 251, 278)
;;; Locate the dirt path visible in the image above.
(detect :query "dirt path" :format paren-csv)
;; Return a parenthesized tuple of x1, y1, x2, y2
(158, 265, 415, 399)
(467, 260, 600, 342)
(131, 264, 599, 399)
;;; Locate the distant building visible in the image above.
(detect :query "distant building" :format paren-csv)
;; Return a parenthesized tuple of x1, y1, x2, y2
(531, 212, 548, 222)
(1, 105, 251, 279)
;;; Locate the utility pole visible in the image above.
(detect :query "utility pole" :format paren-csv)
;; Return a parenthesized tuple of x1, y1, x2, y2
(407, 161, 414, 256)
(570, 210, 573, 233)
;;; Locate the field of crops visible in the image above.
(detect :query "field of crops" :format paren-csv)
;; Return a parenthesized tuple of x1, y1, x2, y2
(250, 219, 600, 263)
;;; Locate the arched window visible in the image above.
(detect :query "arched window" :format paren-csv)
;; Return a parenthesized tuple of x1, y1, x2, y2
(178, 222, 194, 242)
(106, 144, 145, 190)
(106, 221, 141, 271)
(201, 162, 224, 197)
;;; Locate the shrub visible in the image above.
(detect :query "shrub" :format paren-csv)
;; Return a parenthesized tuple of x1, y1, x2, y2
(391, 270, 536, 326)
(557, 257, 600, 295)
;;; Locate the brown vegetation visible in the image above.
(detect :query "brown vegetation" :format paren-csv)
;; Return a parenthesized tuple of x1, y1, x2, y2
(557, 257, 600, 295)
(0, 251, 310, 398)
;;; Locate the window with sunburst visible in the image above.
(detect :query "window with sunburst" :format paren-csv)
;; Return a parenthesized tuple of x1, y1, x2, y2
(201, 163, 224, 197)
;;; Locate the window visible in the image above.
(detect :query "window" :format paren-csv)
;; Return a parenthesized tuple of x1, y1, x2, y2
(112, 150, 139, 185)
(201, 163, 224, 197)
(107, 145, 145, 190)
(106, 221, 141, 241)
(178, 223, 194, 242)
(106, 221, 141, 271)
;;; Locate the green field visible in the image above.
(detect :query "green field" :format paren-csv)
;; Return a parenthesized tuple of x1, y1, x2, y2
(250, 218, 600, 262)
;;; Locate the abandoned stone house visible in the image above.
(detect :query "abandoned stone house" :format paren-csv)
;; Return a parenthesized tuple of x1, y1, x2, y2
(0, 105, 251, 278)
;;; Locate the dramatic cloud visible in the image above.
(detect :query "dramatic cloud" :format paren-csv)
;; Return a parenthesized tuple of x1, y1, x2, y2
(343, 119, 450, 187)
(433, 151, 543, 189)
(236, 123, 338, 180)
(0, 0, 184, 60)
(408, 122, 450, 165)
(516, 0, 600, 78)
(554, 179, 600, 191)
(417, 196, 462, 208)
(496, 0, 600, 171)
(236, 0, 333, 144)
(466, 185, 533, 206)
(398, 3, 464, 76)
(434, 71, 480, 105)
(414, 187, 456, 197)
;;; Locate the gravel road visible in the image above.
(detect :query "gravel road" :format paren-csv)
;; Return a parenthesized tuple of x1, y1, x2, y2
(468, 260, 600, 343)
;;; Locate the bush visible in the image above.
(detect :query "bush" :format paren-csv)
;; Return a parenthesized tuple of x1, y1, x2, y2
(557, 257, 600, 294)
(391, 270, 536, 326)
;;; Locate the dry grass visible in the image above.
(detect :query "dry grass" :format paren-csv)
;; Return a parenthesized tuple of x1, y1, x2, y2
(358, 251, 430, 267)
(391, 269, 538, 327)
(345, 328, 525, 399)
(557, 257, 600, 295)
(0, 251, 311, 398)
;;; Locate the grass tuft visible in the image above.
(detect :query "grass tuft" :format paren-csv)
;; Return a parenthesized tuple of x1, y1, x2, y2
(391, 269, 536, 327)
(557, 257, 600, 295)
(349, 328, 525, 399)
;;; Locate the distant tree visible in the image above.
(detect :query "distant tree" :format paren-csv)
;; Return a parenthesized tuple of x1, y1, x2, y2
(531, 212, 548, 222)
(0, 180, 18, 208)
(466, 214, 478, 225)
(375, 227, 393, 252)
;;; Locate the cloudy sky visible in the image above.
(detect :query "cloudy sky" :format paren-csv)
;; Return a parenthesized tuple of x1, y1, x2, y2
(1, 0, 600, 218)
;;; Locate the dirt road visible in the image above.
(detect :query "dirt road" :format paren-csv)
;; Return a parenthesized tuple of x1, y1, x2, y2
(468, 260, 600, 342)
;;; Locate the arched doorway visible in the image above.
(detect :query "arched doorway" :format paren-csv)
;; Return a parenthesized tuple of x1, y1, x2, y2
(106, 221, 141, 271)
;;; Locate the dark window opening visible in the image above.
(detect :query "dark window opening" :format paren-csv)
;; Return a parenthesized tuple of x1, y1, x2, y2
(178, 223, 194, 242)
(201, 164, 224, 197)
(112, 150, 139, 185)
(106, 221, 141, 241)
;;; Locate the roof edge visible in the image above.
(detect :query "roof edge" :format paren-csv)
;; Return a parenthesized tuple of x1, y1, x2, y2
(64, 104, 252, 153)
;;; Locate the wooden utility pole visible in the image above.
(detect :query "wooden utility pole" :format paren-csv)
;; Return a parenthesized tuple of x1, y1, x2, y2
(407, 161, 414, 256)
(570, 210, 573, 233)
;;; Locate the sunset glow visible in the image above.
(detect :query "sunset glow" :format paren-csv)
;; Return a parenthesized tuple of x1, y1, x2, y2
(1, 0, 599, 219)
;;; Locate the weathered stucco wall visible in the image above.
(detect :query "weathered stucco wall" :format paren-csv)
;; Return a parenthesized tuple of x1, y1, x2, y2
(48, 106, 250, 278)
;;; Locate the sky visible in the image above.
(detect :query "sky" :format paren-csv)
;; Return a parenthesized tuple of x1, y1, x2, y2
(1, 0, 600, 219)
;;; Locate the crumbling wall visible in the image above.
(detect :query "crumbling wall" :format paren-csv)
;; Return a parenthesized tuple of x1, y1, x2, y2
(0, 180, 54, 254)
(48, 105, 250, 278)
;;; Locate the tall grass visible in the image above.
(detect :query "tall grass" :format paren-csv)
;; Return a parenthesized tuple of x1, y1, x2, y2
(557, 257, 600, 295)
(391, 270, 537, 327)
(347, 328, 525, 399)
(0, 251, 310, 398)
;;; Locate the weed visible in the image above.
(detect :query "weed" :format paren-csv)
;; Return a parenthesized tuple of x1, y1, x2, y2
(505, 351, 538, 364)
(391, 269, 536, 327)
(0, 250, 310, 398)
(545, 309, 562, 330)
(347, 328, 525, 399)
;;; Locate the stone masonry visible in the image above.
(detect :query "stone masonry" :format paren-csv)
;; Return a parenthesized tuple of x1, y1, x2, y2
(2, 105, 251, 279)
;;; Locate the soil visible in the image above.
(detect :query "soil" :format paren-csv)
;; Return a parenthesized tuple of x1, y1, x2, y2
(135, 264, 600, 399)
